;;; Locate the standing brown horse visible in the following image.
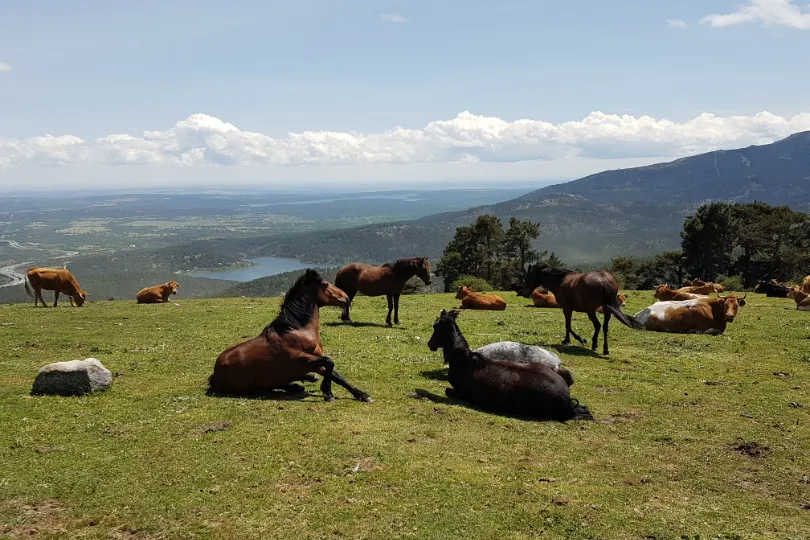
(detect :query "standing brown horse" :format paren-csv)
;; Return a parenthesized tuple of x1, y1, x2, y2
(335, 257, 431, 326)
(521, 263, 641, 355)
(208, 269, 372, 402)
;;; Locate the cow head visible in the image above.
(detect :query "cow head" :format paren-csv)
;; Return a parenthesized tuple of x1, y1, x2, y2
(718, 293, 746, 322)
(167, 280, 180, 295)
(455, 285, 471, 299)
(617, 293, 627, 307)
(654, 284, 669, 300)
(72, 291, 88, 307)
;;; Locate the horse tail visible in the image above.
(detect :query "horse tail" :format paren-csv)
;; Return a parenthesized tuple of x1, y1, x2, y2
(556, 366, 574, 387)
(569, 398, 594, 421)
(601, 283, 643, 329)
(24, 273, 32, 297)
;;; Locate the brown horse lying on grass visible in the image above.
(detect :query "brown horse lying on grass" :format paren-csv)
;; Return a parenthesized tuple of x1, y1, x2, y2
(521, 263, 641, 355)
(208, 269, 372, 402)
(427, 309, 592, 422)
(335, 257, 431, 326)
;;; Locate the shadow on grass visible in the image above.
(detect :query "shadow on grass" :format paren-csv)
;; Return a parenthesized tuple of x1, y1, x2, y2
(409, 389, 580, 423)
(324, 321, 405, 329)
(550, 344, 604, 359)
(420, 368, 448, 381)
(205, 381, 329, 402)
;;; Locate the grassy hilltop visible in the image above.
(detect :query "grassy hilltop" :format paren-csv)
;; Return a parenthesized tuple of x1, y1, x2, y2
(1, 292, 809, 539)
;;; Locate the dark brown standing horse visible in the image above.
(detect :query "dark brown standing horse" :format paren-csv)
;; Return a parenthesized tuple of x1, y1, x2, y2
(335, 257, 431, 326)
(521, 263, 642, 355)
(208, 269, 372, 402)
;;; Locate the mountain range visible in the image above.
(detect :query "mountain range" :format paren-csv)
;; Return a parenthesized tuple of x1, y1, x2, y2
(215, 131, 810, 264)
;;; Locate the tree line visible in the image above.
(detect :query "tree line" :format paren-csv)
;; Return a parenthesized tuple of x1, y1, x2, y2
(435, 201, 810, 292)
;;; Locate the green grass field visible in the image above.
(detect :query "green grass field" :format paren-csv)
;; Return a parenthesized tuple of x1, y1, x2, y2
(1, 291, 809, 539)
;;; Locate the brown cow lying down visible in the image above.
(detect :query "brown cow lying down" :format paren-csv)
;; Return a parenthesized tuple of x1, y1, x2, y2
(654, 284, 706, 301)
(24, 267, 88, 307)
(633, 294, 746, 335)
(678, 283, 723, 295)
(455, 286, 506, 311)
(788, 286, 810, 311)
(137, 280, 180, 304)
(596, 293, 626, 313)
(530, 288, 560, 308)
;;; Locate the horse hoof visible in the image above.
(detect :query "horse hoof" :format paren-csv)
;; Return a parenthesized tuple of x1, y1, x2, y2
(324, 395, 336, 402)
(359, 394, 373, 403)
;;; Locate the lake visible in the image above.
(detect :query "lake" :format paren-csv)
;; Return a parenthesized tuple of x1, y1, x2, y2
(188, 257, 313, 282)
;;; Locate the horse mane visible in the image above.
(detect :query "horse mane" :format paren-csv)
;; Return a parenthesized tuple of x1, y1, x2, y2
(262, 270, 322, 336)
(535, 263, 575, 278)
(382, 257, 424, 277)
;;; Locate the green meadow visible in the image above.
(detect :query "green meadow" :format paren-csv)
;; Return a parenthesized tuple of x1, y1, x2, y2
(1, 291, 809, 539)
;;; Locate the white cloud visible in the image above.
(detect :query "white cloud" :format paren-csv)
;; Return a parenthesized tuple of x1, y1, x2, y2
(0, 62, 12, 72)
(381, 13, 409, 23)
(701, 0, 810, 29)
(668, 19, 688, 29)
(1, 110, 810, 170)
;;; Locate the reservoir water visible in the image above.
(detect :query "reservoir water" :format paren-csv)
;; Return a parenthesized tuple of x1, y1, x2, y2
(188, 257, 313, 282)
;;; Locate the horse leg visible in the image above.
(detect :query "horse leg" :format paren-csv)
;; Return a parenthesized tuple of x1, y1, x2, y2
(393, 294, 401, 325)
(329, 369, 372, 402)
(385, 294, 394, 327)
(562, 309, 572, 345)
(315, 356, 372, 402)
(341, 291, 356, 323)
(565, 309, 586, 346)
(602, 311, 612, 355)
(587, 311, 601, 352)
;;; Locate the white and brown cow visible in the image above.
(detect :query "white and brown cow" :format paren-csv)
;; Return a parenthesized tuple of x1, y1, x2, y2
(633, 294, 746, 335)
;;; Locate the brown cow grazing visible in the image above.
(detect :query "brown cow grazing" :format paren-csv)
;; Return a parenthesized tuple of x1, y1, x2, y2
(24, 267, 88, 307)
(521, 263, 642, 355)
(335, 257, 431, 326)
(633, 293, 746, 335)
(530, 288, 560, 308)
(654, 284, 706, 302)
(456, 286, 507, 311)
(137, 280, 180, 304)
(788, 286, 810, 311)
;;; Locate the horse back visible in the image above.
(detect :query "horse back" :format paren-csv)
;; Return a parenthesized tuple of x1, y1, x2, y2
(337, 262, 395, 297)
(558, 271, 618, 312)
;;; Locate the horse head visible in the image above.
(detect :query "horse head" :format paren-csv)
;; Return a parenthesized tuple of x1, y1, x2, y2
(428, 309, 459, 352)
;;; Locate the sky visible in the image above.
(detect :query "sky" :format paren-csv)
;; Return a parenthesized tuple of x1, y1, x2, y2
(2, 0, 810, 192)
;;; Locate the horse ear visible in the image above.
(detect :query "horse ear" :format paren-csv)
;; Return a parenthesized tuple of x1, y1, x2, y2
(448, 310, 459, 320)
(440, 309, 447, 317)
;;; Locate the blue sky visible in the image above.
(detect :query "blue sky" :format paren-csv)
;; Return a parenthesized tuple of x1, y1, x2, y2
(2, 0, 810, 191)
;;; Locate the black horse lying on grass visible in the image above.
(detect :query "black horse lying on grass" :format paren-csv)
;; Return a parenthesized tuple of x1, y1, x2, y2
(427, 309, 593, 422)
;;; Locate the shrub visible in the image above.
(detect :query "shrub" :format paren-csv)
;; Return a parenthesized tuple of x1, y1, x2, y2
(451, 275, 493, 292)
(716, 274, 744, 292)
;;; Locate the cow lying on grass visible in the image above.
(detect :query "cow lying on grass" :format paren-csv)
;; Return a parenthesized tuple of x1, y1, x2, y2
(654, 284, 706, 302)
(137, 280, 180, 304)
(427, 309, 592, 422)
(633, 294, 746, 335)
(788, 286, 810, 311)
(455, 286, 507, 311)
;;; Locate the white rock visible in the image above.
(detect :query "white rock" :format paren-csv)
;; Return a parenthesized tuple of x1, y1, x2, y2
(32, 358, 113, 396)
